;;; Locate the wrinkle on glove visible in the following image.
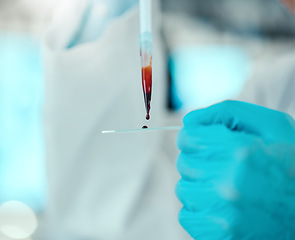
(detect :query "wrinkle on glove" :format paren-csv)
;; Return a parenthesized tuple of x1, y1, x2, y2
(176, 100, 295, 240)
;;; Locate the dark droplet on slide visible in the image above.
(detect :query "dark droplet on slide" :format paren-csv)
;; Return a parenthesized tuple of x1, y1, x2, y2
(142, 125, 148, 129)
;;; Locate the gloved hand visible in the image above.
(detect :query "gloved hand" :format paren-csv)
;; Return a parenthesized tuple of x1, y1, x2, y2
(176, 100, 295, 240)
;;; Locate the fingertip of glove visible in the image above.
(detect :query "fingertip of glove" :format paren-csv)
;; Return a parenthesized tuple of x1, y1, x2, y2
(175, 153, 183, 173)
(182, 101, 232, 126)
(176, 127, 189, 151)
(176, 127, 202, 153)
(183, 109, 204, 126)
(178, 207, 190, 229)
(175, 179, 182, 200)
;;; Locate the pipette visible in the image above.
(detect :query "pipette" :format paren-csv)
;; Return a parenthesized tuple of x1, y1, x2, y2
(139, 0, 153, 120)
(102, 126, 182, 134)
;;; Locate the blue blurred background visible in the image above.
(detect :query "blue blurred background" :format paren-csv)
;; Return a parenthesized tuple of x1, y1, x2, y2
(169, 46, 251, 111)
(0, 32, 46, 211)
(0, 1, 58, 220)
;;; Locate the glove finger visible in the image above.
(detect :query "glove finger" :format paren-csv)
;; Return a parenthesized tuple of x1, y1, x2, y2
(178, 205, 234, 240)
(176, 152, 234, 181)
(177, 124, 238, 153)
(176, 126, 255, 180)
(183, 100, 287, 139)
(176, 178, 226, 211)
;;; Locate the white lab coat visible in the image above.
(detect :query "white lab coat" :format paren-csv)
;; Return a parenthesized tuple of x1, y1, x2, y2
(238, 52, 295, 119)
(42, 0, 295, 239)
(42, 0, 189, 240)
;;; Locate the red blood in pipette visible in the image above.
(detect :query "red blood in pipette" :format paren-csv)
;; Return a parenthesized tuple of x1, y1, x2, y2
(142, 65, 152, 120)
(142, 125, 148, 129)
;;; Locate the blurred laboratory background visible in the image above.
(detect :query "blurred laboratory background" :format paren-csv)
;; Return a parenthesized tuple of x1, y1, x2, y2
(162, 0, 295, 111)
(0, 0, 57, 239)
(1, 0, 295, 239)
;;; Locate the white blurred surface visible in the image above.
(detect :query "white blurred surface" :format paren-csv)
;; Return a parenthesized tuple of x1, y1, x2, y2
(0, 0, 59, 33)
(0, 201, 38, 239)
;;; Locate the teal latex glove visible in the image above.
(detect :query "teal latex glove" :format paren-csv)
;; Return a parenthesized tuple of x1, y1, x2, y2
(176, 100, 295, 240)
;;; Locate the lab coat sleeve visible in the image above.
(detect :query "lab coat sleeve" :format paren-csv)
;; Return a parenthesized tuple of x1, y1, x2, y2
(42, 1, 186, 240)
(238, 53, 295, 119)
